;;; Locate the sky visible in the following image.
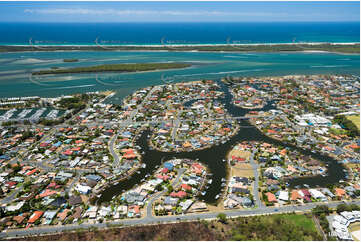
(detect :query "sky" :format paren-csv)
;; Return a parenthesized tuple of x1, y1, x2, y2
(0, 1, 359, 23)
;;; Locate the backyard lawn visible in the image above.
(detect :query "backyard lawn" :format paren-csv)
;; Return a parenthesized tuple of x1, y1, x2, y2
(346, 115, 360, 130)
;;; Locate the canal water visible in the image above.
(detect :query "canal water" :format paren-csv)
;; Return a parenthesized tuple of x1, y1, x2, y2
(98, 79, 346, 204)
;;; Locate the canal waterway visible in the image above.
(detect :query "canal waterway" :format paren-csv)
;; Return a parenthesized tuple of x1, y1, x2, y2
(98, 79, 346, 204)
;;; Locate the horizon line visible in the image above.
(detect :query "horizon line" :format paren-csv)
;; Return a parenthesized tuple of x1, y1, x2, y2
(0, 21, 359, 23)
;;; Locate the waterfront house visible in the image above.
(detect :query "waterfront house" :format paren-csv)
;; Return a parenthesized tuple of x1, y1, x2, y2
(179, 199, 193, 212)
(309, 189, 327, 201)
(335, 188, 346, 198)
(181, 184, 192, 192)
(190, 202, 208, 212)
(164, 196, 179, 206)
(290, 190, 302, 201)
(321, 188, 335, 198)
(163, 162, 174, 171)
(84, 206, 97, 219)
(266, 192, 277, 203)
(170, 191, 187, 199)
(299, 189, 312, 202)
(277, 190, 289, 201)
(75, 184, 92, 195)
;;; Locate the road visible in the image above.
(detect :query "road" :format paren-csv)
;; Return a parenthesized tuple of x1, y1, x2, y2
(1, 200, 358, 239)
(109, 133, 120, 168)
(65, 174, 80, 194)
(249, 148, 263, 208)
(0, 184, 24, 204)
(171, 118, 180, 141)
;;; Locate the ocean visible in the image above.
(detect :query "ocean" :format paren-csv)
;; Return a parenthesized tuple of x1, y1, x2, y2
(0, 22, 359, 100)
(0, 22, 359, 45)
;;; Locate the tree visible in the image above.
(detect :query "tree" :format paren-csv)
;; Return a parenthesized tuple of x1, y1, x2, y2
(167, 184, 173, 193)
(217, 213, 227, 223)
(336, 204, 350, 213)
(312, 205, 331, 216)
(350, 204, 360, 211)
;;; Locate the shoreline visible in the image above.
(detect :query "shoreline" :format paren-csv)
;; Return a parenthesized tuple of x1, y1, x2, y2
(0, 43, 359, 54)
(2, 42, 359, 47)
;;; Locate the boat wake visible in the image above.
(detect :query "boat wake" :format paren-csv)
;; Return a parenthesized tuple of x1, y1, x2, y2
(46, 84, 96, 90)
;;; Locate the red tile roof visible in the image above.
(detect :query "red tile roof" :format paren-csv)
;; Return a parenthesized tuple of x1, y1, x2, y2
(266, 192, 277, 202)
(28, 211, 43, 223)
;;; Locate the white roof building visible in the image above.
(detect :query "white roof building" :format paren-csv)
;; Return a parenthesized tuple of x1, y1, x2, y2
(309, 189, 327, 201)
(76, 184, 92, 194)
(5, 201, 25, 212)
(179, 199, 194, 212)
(278, 191, 289, 201)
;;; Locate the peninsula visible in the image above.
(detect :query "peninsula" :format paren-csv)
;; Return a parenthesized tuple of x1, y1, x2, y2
(1, 43, 360, 54)
(32, 62, 191, 75)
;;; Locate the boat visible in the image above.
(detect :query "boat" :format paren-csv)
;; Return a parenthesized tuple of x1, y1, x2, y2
(208, 179, 213, 184)
(303, 184, 310, 188)
(201, 191, 206, 196)
(339, 179, 345, 183)
(221, 178, 226, 182)
(215, 194, 220, 199)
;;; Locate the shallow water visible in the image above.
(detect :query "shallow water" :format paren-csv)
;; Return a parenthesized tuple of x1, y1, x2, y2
(0, 51, 359, 99)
